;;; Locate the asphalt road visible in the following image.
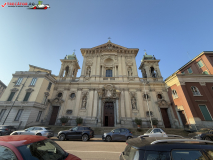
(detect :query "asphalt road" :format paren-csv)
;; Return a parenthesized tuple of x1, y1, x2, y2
(53, 137, 126, 160)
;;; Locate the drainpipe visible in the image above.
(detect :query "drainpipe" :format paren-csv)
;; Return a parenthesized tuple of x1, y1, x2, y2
(3, 76, 29, 125)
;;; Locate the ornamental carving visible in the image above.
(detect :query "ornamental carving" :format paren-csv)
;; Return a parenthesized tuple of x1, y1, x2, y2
(129, 92, 137, 109)
(26, 88, 34, 92)
(49, 98, 64, 105)
(81, 91, 88, 109)
(125, 56, 133, 66)
(97, 84, 120, 99)
(44, 92, 50, 97)
(10, 88, 19, 92)
(156, 99, 171, 107)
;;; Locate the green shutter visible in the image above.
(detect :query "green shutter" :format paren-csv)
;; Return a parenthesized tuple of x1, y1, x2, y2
(199, 105, 212, 121)
(7, 92, 15, 101)
(197, 61, 204, 68)
(23, 92, 31, 101)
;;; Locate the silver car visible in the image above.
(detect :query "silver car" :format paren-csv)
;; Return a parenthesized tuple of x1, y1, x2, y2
(10, 126, 54, 138)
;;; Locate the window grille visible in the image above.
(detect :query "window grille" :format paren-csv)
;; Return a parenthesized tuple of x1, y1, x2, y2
(191, 86, 201, 96)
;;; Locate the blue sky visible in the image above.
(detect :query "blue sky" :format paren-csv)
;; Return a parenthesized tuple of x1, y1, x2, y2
(1, 0, 213, 85)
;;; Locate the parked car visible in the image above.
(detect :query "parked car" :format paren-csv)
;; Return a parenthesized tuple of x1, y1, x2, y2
(0, 125, 16, 136)
(57, 126, 94, 141)
(0, 135, 81, 160)
(120, 136, 213, 160)
(192, 129, 213, 141)
(10, 126, 54, 138)
(139, 128, 168, 138)
(102, 128, 133, 142)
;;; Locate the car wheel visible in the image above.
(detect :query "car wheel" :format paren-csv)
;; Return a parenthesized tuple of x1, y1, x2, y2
(106, 136, 112, 142)
(205, 137, 211, 141)
(127, 136, 132, 140)
(36, 133, 42, 136)
(59, 134, 66, 141)
(0, 132, 2, 136)
(82, 134, 89, 141)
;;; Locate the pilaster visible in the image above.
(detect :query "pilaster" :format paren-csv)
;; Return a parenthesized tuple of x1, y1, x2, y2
(92, 89, 98, 118)
(87, 89, 94, 117)
(136, 89, 144, 117)
(120, 90, 126, 118)
(124, 89, 131, 118)
(73, 88, 82, 117)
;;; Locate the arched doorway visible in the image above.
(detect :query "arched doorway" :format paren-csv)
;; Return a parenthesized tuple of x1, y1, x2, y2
(103, 102, 114, 127)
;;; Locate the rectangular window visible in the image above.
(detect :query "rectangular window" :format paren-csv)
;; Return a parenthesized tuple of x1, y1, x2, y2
(47, 82, 52, 90)
(187, 67, 193, 74)
(36, 111, 42, 122)
(199, 105, 212, 121)
(106, 70, 112, 77)
(15, 77, 23, 85)
(181, 71, 185, 74)
(0, 109, 6, 121)
(7, 92, 15, 101)
(197, 60, 204, 68)
(30, 78, 37, 86)
(23, 92, 31, 101)
(14, 109, 23, 121)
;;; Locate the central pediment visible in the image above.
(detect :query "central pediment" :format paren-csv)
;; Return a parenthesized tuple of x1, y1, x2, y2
(80, 41, 139, 56)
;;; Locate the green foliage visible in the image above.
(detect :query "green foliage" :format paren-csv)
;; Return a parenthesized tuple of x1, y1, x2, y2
(76, 117, 83, 124)
(59, 116, 69, 123)
(151, 118, 159, 125)
(134, 118, 142, 125)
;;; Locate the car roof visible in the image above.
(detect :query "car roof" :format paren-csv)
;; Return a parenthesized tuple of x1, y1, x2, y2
(0, 135, 48, 147)
(126, 137, 213, 150)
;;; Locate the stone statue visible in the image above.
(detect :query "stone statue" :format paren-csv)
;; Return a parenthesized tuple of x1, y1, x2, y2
(82, 96, 87, 109)
(86, 67, 91, 77)
(131, 97, 137, 109)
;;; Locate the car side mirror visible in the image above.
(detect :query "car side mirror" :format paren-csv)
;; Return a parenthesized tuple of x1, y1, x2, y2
(70, 129, 73, 131)
(25, 129, 28, 131)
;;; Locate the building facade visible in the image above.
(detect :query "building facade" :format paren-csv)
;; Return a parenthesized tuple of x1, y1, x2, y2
(165, 51, 213, 129)
(0, 41, 177, 129)
(0, 80, 7, 98)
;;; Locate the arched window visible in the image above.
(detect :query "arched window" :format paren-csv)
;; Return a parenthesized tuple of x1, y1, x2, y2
(64, 66, 69, 77)
(106, 69, 112, 77)
(144, 94, 149, 100)
(191, 86, 201, 96)
(127, 67, 133, 76)
(150, 67, 157, 78)
(172, 90, 178, 99)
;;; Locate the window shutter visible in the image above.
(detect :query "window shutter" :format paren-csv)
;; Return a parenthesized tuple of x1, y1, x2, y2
(199, 105, 212, 121)
(7, 92, 15, 101)
(23, 92, 31, 101)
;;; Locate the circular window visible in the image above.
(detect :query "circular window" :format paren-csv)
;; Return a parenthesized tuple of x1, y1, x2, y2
(157, 94, 162, 99)
(144, 94, 149, 99)
(58, 93, 62, 98)
(70, 93, 76, 98)
(146, 111, 153, 117)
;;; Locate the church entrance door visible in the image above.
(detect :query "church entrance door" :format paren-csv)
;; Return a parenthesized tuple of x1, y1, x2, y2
(160, 108, 171, 128)
(103, 102, 114, 127)
(49, 106, 59, 125)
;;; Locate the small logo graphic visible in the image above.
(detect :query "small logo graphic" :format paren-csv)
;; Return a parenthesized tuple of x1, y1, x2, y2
(29, 1, 50, 9)
(1, 2, 6, 7)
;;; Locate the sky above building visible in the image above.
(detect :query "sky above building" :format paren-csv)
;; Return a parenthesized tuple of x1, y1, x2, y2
(0, 0, 213, 85)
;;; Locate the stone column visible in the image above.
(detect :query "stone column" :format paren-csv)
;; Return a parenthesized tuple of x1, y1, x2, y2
(102, 66, 104, 77)
(92, 90, 98, 118)
(133, 56, 138, 76)
(113, 66, 114, 77)
(91, 56, 96, 76)
(68, 65, 73, 77)
(155, 66, 162, 77)
(122, 56, 127, 76)
(73, 88, 82, 116)
(81, 56, 87, 76)
(120, 90, 126, 118)
(118, 56, 122, 76)
(59, 64, 64, 77)
(145, 66, 151, 78)
(136, 89, 144, 117)
(116, 99, 119, 123)
(96, 55, 100, 77)
(124, 89, 131, 118)
(115, 66, 117, 77)
(87, 89, 94, 117)
(98, 98, 102, 123)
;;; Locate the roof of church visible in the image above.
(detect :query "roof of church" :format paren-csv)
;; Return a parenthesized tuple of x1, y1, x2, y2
(66, 52, 78, 60)
(140, 53, 156, 63)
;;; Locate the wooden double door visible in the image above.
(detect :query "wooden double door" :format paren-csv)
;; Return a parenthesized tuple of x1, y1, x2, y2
(160, 108, 171, 128)
(49, 106, 59, 125)
(103, 102, 114, 127)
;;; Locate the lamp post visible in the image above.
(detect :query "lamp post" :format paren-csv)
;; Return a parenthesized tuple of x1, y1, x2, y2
(143, 81, 153, 129)
(2, 76, 29, 125)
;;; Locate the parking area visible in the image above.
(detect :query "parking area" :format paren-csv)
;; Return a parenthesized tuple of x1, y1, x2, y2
(52, 137, 126, 160)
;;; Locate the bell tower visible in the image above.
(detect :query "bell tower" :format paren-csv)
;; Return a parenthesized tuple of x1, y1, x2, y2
(139, 52, 163, 81)
(58, 53, 80, 81)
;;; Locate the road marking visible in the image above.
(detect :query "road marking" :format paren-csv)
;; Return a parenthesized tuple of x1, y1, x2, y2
(65, 150, 120, 154)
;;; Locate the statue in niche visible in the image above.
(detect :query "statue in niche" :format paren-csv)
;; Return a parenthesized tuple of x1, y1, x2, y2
(86, 67, 91, 77)
(131, 97, 137, 109)
(82, 96, 87, 109)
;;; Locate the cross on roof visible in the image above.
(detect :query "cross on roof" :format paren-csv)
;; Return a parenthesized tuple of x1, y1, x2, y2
(108, 37, 111, 40)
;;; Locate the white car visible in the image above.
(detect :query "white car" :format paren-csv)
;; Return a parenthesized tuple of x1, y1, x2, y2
(139, 128, 168, 138)
(30, 4, 50, 9)
(10, 126, 54, 138)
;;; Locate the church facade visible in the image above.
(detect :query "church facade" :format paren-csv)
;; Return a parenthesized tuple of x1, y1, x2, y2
(0, 41, 178, 128)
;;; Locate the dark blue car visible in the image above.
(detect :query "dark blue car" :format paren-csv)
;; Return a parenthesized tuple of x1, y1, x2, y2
(102, 128, 133, 142)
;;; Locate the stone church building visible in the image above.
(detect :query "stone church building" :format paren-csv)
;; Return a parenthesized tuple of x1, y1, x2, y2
(0, 41, 178, 128)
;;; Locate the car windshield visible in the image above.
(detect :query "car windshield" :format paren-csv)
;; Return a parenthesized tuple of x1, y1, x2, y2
(146, 129, 153, 133)
(17, 139, 68, 160)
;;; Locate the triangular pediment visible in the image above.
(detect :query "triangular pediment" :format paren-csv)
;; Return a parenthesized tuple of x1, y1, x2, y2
(91, 42, 127, 50)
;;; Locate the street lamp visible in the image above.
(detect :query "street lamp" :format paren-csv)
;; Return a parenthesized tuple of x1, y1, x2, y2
(2, 76, 29, 125)
(143, 81, 153, 129)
